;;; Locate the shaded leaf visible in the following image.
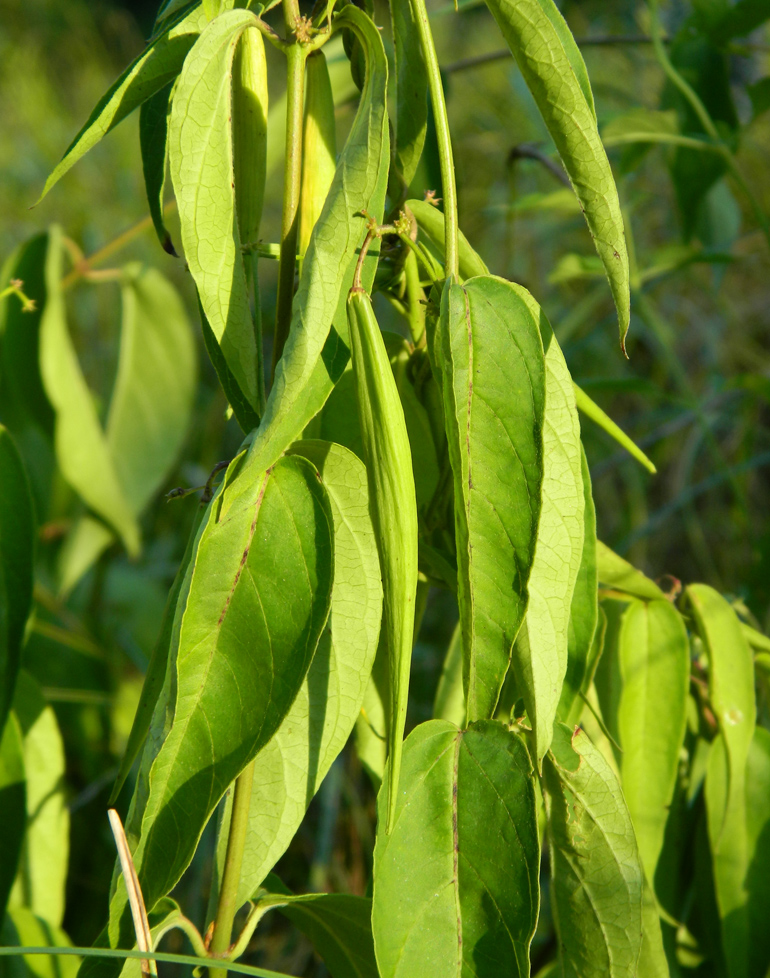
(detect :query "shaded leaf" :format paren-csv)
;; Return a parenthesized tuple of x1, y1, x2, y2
(0, 713, 25, 922)
(0, 427, 35, 730)
(373, 720, 540, 978)
(0, 906, 78, 978)
(596, 542, 666, 601)
(544, 722, 644, 978)
(407, 199, 489, 280)
(618, 600, 689, 888)
(9, 672, 69, 929)
(139, 82, 177, 255)
(511, 295, 584, 760)
(390, 0, 428, 187)
(744, 728, 770, 978)
(39, 228, 139, 556)
(481, 0, 630, 347)
(213, 440, 382, 907)
(38, 4, 208, 201)
(433, 622, 465, 727)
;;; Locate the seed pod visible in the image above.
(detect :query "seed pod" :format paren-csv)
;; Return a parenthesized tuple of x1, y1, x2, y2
(347, 287, 419, 833)
(298, 51, 337, 260)
(232, 26, 268, 250)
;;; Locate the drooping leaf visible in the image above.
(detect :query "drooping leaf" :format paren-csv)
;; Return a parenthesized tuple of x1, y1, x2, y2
(139, 82, 177, 255)
(0, 906, 79, 978)
(107, 264, 197, 514)
(39, 228, 139, 556)
(389, 0, 428, 189)
(9, 671, 69, 929)
(38, 4, 208, 202)
(212, 440, 382, 907)
(258, 875, 378, 978)
(596, 542, 666, 601)
(433, 622, 465, 727)
(744, 727, 770, 978)
(0, 713, 25, 922)
(573, 384, 656, 474)
(168, 10, 262, 417)
(373, 720, 540, 978)
(437, 276, 545, 723)
(57, 517, 115, 597)
(481, 0, 631, 348)
(97, 456, 334, 968)
(592, 596, 628, 761)
(0, 427, 35, 730)
(406, 199, 489, 280)
(534, 0, 596, 121)
(233, 5, 389, 489)
(558, 446, 598, 724)
(543, 722, 644, 978)
(511, 296, 584, 761)
(617, 599, 689, 889)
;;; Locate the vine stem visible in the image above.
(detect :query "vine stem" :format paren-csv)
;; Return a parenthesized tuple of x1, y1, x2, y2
(271, 41, 307, 380)
(208, 762, 256, 978)
(409, 0, 459, 280)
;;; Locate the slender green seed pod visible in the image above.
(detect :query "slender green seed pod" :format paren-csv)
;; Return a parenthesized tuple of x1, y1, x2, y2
(298, 50, 337, 261)
(232, 27, 268, 250)
(347, 287, 419, 834)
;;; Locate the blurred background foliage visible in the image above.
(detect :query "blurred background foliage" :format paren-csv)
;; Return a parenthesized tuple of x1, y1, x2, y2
(0, 0, 769, 973)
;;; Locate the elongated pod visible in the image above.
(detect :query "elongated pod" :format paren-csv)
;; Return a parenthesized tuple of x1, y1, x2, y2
(232, 26, 268, 250)
(299, 51, 337, 260)
(347, 287, 418, 833)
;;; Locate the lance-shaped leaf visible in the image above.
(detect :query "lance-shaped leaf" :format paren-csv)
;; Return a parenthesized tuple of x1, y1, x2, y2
(0, 426, 35, 731)
(433, 622, 465, 727)
(0, 905, 79, 978)
(744, 728, 770, 978)
(255, 875, 378, 978)
(596, 541, 666, 601)
(437, 276, 546, 723)
(373, 720, 540, 978)
(9, 671, 69, 929)
(407, 199, 489, 280)
(618, 599, 689, 889)
(638, 880, 670, 978)
(558, 446, 598, 724)
(38, 4, 208, 201)
(511, 295, 584, 760)
(481, 0, 630, 348)
(97, 455, 334, 967)
(233, 5, 389, 491)
(389, 0, 428, 188)
(168, 10, 261, 416)
(0, 712, 25, 921)
(39, 228, 139, 555)
(139, 82, 176, 255)
(543, 722, 644, 978)
(212, 440, 382, 907)
(687, 584, 755, 846)
(573, 384, 656, 474)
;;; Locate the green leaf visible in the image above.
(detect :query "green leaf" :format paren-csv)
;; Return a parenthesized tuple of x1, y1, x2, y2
(39, 228, 139, 556)
(748, 77, 770, 120)
(113, 899, 185, 978)
(406, 199, 489, 280)
(511, 296, 584, 760)
(558, 446, 598, 724)
(139, 82, 177, 255)
(212, 440, 382, 907)
(57, 518, 115, 597)
(389, 0, 428, 187)
(259, 875, 377, 978)
(433, 622, 465, 727)
(533, 0, 596, 121)
(38, 4, 208, 202)
(110, 505, 205, 804)
(0, 906, 78, 978)
(9, 672, 69, 929)
(592, 597, 628, 762)
(437, 277, 545, 724)
(355, 633, 388, 789)
(573, 384, 656, 474)
(744, 727, 770, 978)
(617, 600, 689, 889)
(637, 881, 670, 978)
(99, 456, 334, 966)
(481, 0, 631, 348)
(0, 234, 55, 438)
(107, 264, 197, 514)
(0, 713, 25, 922)
(543, 722, 644, 978)
(602, 108, 680, 144)
(596, 542, 666, 601)
(168, 9, 262, 417)
(372, 719, 540, 978)
(0, 427, 35, 730)
(234, 5, 389, 486)
(712, 0, 770, 41)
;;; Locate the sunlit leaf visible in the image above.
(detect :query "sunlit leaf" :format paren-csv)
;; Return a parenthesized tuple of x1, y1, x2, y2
(0, 713, 25, 922)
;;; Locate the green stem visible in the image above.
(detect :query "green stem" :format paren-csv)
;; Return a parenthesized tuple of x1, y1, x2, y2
(271, 43, 307, 381)
(208, 763, 256, 978)
(409, 0, 459, 279)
